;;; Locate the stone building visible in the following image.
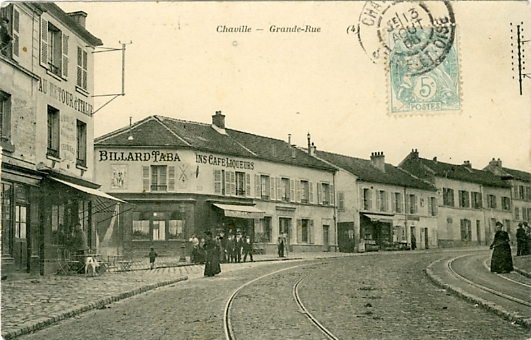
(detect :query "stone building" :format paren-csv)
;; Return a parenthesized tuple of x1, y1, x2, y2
(94, 112, 338, 257)
(1, 3, 121, 275)
(399, 150, 512, 248)
(312, 149, 438, 253)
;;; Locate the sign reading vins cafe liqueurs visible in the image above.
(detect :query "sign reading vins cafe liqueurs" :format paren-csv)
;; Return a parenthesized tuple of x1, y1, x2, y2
(98, 150, 181, 162)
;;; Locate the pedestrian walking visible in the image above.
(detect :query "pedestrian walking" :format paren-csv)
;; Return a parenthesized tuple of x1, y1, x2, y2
(243, 236, 254, 262)
(189, 234, 199, 263)
(516, 223, 527, 256)
(410, 233, 417, 250)
(489, 221, 514, 273)
(203, 231, 221, 277)
(235, 234, 243, 263)
(149, 246, 158, 269)
(277, 237, 285, 258)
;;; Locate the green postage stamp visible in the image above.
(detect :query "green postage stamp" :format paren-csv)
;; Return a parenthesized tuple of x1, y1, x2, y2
(388, 26, 460, 114)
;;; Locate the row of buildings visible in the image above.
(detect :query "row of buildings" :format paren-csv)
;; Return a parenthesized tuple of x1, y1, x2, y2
(1, 3, 530, 277)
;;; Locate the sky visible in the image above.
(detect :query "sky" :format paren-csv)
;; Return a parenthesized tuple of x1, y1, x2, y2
(57, 1, 531, 172)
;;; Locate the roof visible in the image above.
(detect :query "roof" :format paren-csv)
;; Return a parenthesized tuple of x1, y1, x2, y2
(314, 150, 436, 191)
(500, 167, 531, 183)
(38, 3, 103, 46)
(95, 115, 336, 172)
(399, 153, 510, 188)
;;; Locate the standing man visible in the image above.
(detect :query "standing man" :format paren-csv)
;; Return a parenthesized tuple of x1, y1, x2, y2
(243, 236, 254, 262)
(235, 234, 243, 263)
(516, 223, 527, 256)
(0, 17, 12, 56)
(73, 223, 89, 256)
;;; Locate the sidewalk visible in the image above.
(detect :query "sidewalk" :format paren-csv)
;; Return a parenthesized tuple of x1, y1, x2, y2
(0, 252, 350, 339)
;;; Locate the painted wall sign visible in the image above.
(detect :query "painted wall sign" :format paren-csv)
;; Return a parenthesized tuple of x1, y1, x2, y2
(195, 153, 254, 170)
(98, 150, 181, 162)
(37, 77, 93, 116)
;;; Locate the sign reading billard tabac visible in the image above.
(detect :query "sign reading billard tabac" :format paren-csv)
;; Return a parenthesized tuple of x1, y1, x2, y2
(98, 150, 181, 162)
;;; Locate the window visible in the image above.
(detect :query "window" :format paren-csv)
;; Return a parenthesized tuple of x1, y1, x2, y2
(428, 197, 437, 216)
(47, 23, 62, 76)
(0, 91, 11, 143)
(321, 183, 330, 205)
(460, 219, 471, 242)
(408, 194, 418, 214)
(47, 106, 60, 158)
(214, 169, 222, 195)
(15, 205, 26, 239)
(443, 188, 454, 207)
(523, 208, 529, 222)
(458, 190, 470, 208)
(472, 192, 482, 209)
(476, 220, 481, 243)
(281, 178, 290, 202)
(301, 219, 309, 243)
(260, 175, 270, 199)
(394, 192, 402, 213)
(502, 197, 511, 211)
(168, 211, 184, 240)
(151, 165, 167, 191)
(376, 190, 386, 212)
(152, 212, 166, 240)
(132, 212, 150, 240)
(300, 180, 309, 204)
(2, 183, 13, 256)
(0, 5, 19, 59)
(515, 207, 520, 220)
(76, 120, 87, 167)
(338, 192, 345, 210)
(487, 195, 497, 209)
(235, 172, 245, 196)
(77, 47, 88, 90)
(255, 217, 272, 243)
(279, 217, 290, 236)
(519, 186, 525, 200)
(363, 188, 372, 210)
(526, 187, 531, 201)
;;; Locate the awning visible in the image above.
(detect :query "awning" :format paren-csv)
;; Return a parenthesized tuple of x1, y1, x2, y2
(213, 203, 265, 219)
(50, 178, 126, 203)
(362, 213, 393, 223)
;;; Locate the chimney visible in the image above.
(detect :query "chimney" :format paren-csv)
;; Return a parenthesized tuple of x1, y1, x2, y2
(411, 149, 419, 159)
(310, 142, 316, 156)
(212, 110, 225, 129)
(370, 151, 386, 172)
(67, 11, 87, 28)
(307, 132, 311, 154)
(463, 160, 472, 169)
(287, 134, 291, 145)
(489, 158, 502, 168)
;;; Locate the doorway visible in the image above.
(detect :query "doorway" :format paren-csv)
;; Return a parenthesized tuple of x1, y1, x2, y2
(323, 225, 329, 252)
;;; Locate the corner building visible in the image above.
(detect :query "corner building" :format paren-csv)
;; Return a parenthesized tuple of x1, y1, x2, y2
(1, 3, 123, 276)
(94, 112, 338, 257)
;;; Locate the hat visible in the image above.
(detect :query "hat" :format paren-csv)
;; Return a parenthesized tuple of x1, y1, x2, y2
(519, 222, 524, 227)
(150, 246, 154, 249)
(495, 221, 503, 227)
(1, 17, 9, 24)
(524, 222, 529, 227)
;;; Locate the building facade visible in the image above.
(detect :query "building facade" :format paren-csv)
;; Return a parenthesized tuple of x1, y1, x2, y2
(1, 3, 120, 275)
(94, 113, 338, 257)
(399, 150, 512, 248)
(313, 149, 438, 253)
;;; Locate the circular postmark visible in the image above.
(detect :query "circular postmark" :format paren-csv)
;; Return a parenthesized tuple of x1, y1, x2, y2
(357, 1, 456, 76)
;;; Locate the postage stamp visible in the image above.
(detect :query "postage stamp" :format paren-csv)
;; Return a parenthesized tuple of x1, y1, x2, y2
(388, 26, 461, 114)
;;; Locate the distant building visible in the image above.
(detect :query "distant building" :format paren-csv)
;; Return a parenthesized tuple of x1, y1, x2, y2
(312, 148, 438, 253)
(94, 112, 338, 257)
(399, 150, 512, 248)
(1, 3, 120, 275)
(484, 158, 531, 240)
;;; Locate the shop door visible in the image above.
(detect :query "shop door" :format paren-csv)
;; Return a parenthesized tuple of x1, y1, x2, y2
(14, 205, 28, 272)
(323, 225, 329, 251)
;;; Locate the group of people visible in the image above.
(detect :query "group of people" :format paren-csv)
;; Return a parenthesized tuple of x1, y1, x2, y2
(516, 222, 531, 256)
(189, 231, 255, 277)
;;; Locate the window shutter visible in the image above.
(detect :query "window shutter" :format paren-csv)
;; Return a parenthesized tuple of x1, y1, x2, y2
(309, 220, 314, 244)
(255, 174, 260, 198)
(296, 219, 302, 243)
(225, 171, 231, 196)
(376, 191, 381, 211)
(391, 193, 396, 212)
(214, 169, 221, 194)
(384, 191, 388, 212)
(270, 176, 275, 201)
(414, 196, 418, 213)
(296, 180, 301, 202)
(276, 177, 281, 201)
(338, 192, 344, 210)
(77, 47, 83, 87)
(61, 34, 69, 78)
(40, 17, 48, 67)
(168, 166, 175, 191)
(290, 179, 295, 202)
(330, 185, 334, 206)
(246, 173, 251, 197)
(360, 187, 364, 209)
(231, 171, 236, 196)
(82, 50, 88, 89)
(12, 8, 20, 60)
(142, 166, 150, 192)
(316, 183, 321, 204)
(405, 195, 410, 213)
(368, 189, 372, 210)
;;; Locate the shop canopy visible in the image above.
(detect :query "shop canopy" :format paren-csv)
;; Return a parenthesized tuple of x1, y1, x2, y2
(50, 177, 126, 203)
(213, 203, 265, 219)
(362, 213, 394, 223)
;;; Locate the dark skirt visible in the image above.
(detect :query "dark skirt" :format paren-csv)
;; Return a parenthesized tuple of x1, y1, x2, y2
(490, 243, 514, 273)
(204, 251, 221, 277)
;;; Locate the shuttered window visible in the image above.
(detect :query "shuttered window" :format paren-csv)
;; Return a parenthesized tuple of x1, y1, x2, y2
(142, 166, 150, 192)
(40, 17, 48, 67)
(12, 7, 19, 60)
(214, 169, 222, 194)
(246, 173, 251, 197)
(77, 47, 88, 89)
(168, 166, 175, 191)
(61, 34, 69, 79)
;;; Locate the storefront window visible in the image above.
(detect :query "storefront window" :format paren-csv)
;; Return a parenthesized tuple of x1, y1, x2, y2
(168, 211, 184, 239)
(51, 204, 65, 245)
(15, 205, 26, 239)
(254, 217, 271, 243)
(132, 212, 150, 240)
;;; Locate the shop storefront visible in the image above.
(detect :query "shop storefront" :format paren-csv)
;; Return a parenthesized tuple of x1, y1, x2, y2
(360, 213, 394, 251)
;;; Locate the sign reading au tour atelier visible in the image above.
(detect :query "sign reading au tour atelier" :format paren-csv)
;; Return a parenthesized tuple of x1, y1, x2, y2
(99, 150, 181, 162)
(195, 153, 255, 170)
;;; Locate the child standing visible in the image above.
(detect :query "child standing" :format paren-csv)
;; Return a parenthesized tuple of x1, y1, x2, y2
(149, 246, 158, 269)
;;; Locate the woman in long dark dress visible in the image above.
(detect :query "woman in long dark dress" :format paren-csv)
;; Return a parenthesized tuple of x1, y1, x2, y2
(490, 222, 514, 273)
(203, 232, 221, 277)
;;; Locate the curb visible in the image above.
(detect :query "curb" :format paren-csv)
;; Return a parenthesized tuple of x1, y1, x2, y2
(2, 276, 189, 340)
(514, 266, 531, 279)
(425, 260, 531, 330)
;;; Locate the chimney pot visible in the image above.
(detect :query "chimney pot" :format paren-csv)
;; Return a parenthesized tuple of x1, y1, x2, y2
(288, 134, 291, 145)
(212, 110, 226, 130)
